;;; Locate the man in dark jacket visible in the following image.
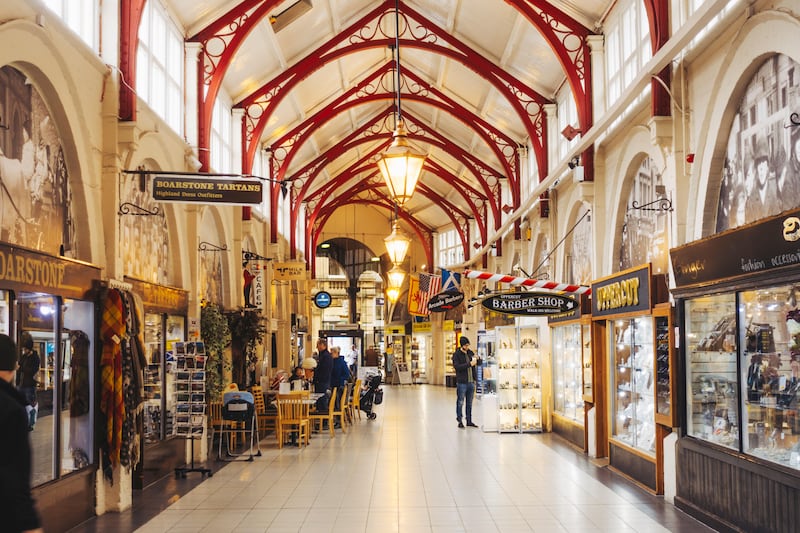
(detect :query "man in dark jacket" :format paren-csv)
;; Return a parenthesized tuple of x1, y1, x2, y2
(0, 334, 43, 533)
(312, 339, 334, 413)
(453, 336, 480, 428)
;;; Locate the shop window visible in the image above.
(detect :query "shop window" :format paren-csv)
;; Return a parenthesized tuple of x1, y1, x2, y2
(611, 317, 656, 455)
(552, 324, 584, 424)
(685, 294, 738, 449)
(739, 286, 800, 469)
(61, 299, 94, 475)
(0, 290, 8, 333)
(16, 293, 95, 485)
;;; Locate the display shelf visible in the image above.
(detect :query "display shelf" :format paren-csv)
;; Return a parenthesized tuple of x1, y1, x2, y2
(552, 323, 585, 424)
(495, 325, 542, 433)
(611, 317, 656, 455)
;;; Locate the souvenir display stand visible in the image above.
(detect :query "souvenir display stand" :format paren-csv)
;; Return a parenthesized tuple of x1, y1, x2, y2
(174, 342, 211, 478)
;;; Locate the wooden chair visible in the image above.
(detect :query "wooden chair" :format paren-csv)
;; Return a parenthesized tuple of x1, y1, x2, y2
(349, 379, 362, 422)
(276, 392, 310, 448)
(250, 385, 276, 438)
(208, 401, 236, 449)
(331, 386, 347, 433)
(309, 388, 336, 436)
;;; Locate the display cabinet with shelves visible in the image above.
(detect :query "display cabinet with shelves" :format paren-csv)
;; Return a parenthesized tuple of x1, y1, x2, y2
(653, 306, 676, 426)
(444, 333, 456, 386)
(551, 323, 583, 423)
(611, 317, 656, 455)
(496, 325, 542, 433)
(582, 321, 593, 402)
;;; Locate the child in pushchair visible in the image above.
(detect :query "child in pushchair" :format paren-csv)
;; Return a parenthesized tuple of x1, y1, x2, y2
(359, 372, 383, 420)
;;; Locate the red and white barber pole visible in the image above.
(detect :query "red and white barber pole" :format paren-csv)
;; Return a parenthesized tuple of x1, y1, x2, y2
(463, 269, 591, 295)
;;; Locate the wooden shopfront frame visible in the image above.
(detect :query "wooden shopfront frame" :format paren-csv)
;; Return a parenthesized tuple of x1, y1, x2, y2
(124, 276, 189, 489)
(0, 243, 101, 532)
(591, 263, 671, 494)
(548, 294, 592, 451)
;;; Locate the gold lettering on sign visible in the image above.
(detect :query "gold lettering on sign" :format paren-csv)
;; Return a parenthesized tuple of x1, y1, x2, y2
(0, 251, 67, 289)
(596, 277, 640, 311)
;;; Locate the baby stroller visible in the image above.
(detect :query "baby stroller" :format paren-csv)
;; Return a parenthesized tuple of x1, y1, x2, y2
(360, 371, 383, 420)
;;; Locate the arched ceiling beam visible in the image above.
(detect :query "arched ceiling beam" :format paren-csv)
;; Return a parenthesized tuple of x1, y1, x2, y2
(642, 0, 672, 117)
(286, 106, 504, 225)
(119, 0, 148, 121)
(505, 1, 593, 132)
(312, 196, 434, 272)
(237, 1, 546, 179)
(188, 0, 283, 170)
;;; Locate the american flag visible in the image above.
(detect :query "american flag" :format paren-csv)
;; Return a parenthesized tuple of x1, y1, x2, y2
(418, 272, 441, 314)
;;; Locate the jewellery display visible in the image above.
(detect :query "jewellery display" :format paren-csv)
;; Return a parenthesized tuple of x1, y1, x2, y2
(551, 323, 584, 424)
(611, 317, 656, 456)
(495, 324, 542, 433)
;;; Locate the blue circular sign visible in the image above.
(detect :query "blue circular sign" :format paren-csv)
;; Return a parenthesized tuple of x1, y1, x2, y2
(314, 291, 332, 309)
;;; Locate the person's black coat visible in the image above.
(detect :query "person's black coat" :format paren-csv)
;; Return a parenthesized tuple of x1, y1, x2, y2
(314, 348, 333, 393)
(0, 378, 41, 531)
(452, 347, 480, 384)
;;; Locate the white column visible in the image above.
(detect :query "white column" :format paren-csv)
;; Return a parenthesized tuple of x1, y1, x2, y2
(184, 42, 203, 152)
(232, 108, 245, 175)
(543, 103, 558, 176)
(587, 35, 606, 122)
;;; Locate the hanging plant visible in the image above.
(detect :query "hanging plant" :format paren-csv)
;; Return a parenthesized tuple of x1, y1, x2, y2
(201, 302, 231, 401)
(226, 307, 267, 389)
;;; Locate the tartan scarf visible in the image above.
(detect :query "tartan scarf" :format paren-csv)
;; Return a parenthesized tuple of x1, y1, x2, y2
(100, 289, 126, 472)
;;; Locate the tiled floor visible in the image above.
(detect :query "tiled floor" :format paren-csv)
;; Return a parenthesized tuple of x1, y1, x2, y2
(70, 385, 715, 533)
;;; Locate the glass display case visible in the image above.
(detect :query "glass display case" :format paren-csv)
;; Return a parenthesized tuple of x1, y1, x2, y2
(495, 325, 542, 433)
(739, 285, 800, 469)
(654, 307, 676, 426)
(551, 323, 584, 423)
(685, 294, 738, 449)
(611, 317, 656, 455)
(477, 329, 496, 395)
(444, 332, 456, 385)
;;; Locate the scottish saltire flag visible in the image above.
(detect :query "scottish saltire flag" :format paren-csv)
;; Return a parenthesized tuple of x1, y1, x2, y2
(440, 269, 461, 293)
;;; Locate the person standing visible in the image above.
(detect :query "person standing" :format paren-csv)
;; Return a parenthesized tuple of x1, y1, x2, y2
(16, 333, 39, 430)
(313, 338, 333, 394)
(345, 344, 358, 375)
(453, 336, 480, 428)
(0, 333, 43, 533)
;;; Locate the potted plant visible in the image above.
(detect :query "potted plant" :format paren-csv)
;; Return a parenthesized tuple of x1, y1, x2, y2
(226, 307, 267, 389)
(200, 302, 231, 401)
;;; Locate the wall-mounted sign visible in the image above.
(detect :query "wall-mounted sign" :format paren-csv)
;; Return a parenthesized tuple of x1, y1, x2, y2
(0, 243, 99, 299)
(427, 291, 464, 312)
(314, 291, 332, 309)
(591, 264, 651, 317)
(274, 261, 307, 281)
(481, 292, 577, 316)
(671, 209, 800, 289)
(124, 276, 189, 314)
(153, 175, 263, 205)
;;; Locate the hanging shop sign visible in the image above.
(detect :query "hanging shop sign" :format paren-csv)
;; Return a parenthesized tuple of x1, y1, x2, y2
(427, 291, 464, 312)
(0, 243, 99, 299)
(591, 264, 651, 317)
(124, 276, 189, 314)
(548, 293, 591, 324)
(274, 261, 307, 281)
(671, 209, 800, 289)
(314, 291, 332, 309)
(481, 292, 577, 316)
(152, 175, 263, 205)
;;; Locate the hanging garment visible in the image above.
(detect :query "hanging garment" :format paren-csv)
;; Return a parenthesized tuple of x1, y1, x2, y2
(100, 289, 126, 475)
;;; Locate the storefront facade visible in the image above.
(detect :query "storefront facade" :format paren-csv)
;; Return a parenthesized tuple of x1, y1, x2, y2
(671, 211, 800, 532)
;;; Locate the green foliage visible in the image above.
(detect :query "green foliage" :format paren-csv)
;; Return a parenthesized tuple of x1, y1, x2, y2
(226, 307, 267, 387)
(201, 303, 231, 401)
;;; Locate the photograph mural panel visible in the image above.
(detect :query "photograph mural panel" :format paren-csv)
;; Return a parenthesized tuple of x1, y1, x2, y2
(0, 66, 76, 254)
(120, 169, 170, 284)
(199, 249, 223, 306)
(717, 54, 800, 232)
(619, 156, 671, 274)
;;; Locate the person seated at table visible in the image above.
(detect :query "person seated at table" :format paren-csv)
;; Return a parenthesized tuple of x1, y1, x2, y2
(288, 366, 307, 389)
(269, 369, 289, 390)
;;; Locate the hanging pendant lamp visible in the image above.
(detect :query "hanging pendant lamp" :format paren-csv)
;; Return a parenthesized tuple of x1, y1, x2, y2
(376, 0, 425, 206)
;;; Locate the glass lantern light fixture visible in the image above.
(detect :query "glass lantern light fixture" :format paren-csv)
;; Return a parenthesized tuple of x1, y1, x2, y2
(384, 219, 411, 265)
(376, 0, 426, 206)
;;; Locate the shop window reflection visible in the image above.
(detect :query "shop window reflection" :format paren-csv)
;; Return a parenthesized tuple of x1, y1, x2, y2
(61, 299, 94, 474)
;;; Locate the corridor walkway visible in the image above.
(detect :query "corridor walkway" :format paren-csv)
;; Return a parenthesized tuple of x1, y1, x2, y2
(71, 385, 714, 533)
